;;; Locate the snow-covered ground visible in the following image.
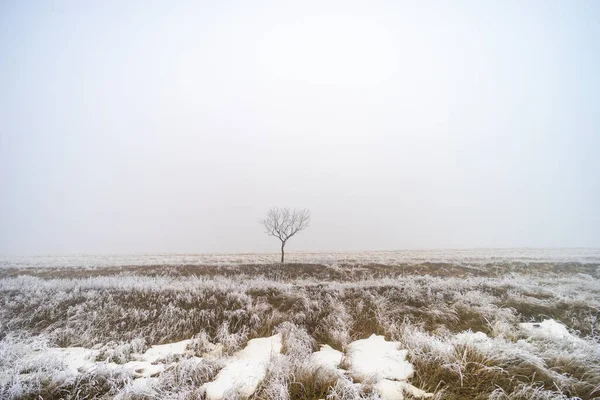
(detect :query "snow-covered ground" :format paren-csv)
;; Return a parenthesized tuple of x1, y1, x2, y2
(1, 254, 599, 399)
(2, 248, 600, 268)
(4, 320, 595, 399)
(318, 334, 433, 400)
(7, 333, 430, 399)
(204, 334, 282, 400)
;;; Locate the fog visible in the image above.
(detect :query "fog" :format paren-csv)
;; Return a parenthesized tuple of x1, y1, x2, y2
(1, 1, 599, 254)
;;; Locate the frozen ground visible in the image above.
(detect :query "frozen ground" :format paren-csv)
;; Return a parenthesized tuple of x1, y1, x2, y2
(2, 248, 600, 269)
(1, 250, 599, 399)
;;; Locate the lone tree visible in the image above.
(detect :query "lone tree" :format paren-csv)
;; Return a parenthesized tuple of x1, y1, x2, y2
(261, 207, 311, 263)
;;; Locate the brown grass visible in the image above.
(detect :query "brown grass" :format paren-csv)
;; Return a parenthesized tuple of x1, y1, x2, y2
(1, 260, 599, 399)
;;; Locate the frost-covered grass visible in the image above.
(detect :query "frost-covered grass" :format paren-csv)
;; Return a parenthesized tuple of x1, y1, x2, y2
(2, 248, 600, 269)
(1, 252, 599, 399)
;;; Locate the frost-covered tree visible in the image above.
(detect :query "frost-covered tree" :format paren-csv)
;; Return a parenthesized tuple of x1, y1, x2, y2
(261, 207, 310, 263)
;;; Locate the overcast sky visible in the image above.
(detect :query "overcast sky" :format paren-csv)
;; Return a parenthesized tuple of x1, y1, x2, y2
(1, 1, 599, 254)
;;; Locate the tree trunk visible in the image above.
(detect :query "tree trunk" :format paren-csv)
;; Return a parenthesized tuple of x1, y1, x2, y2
(281, 241, 286, 263)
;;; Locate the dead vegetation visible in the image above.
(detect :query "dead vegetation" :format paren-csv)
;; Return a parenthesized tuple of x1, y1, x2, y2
(1, 258, 599, 399)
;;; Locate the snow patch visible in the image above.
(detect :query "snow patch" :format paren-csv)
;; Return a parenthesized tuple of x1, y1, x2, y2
(374, 379, 434, 400)
(16, 337, 195, 382)
(202, 342, 224, 358)
(119, 361, 165, 378)
(203, 334, 282, 400)
(100, 339, 196, 378)
(114, 376, 159, 399)
(139, 339, 192, 363)
(345, 334, 414, 382)
(310, 344, 344, 376)
(519, 319, 578, 342)
(455, 331, 494, 351)
(43, 347, 99, 374)
(308, 335, 432, 400)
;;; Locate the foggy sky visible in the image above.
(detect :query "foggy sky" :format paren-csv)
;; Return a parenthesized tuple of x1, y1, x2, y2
(1, 1, 599, 254)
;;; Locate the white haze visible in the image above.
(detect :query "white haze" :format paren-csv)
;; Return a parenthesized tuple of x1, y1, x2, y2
(1, 1, 599, 254)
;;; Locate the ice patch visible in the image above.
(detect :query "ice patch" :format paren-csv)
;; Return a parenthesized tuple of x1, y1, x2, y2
(203, 333, 282, 400)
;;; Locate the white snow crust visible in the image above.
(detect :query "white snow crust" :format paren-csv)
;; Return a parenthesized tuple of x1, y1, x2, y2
(519, 319, 579, 342)
(310, 344, 344, 370)
(203, 334, 282, 400)
(44, 347, 99, 374)
(16, 338, 194, 380)
(310, 344, 344, 377)
(308, 335, 432, 400)
(455, 331, 495, 351)
(345, 334, 414, 382)
(374, 379, 434, 400)
(140, 338, 192, 363)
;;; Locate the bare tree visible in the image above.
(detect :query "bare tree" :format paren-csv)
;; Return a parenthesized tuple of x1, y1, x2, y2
(261, 207, 311, 263)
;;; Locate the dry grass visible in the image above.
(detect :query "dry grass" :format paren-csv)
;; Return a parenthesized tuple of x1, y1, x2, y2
(1, 256, 599, 399)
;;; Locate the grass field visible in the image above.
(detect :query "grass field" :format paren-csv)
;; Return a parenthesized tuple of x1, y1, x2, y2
(1, 250, 599, 399)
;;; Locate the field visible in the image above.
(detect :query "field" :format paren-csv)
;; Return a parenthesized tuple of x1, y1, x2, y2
(1, 250, 600, 400)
